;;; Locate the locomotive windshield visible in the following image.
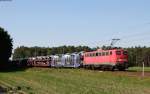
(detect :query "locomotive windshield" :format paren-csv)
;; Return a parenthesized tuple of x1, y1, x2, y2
(116, 51, 121, 55)
(123, 51, 128, 55)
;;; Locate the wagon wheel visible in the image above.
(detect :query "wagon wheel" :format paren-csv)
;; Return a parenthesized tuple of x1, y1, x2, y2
(110, 66, 115, 71)
(118, 68, 125, 71)
(91, 65, 95, 70)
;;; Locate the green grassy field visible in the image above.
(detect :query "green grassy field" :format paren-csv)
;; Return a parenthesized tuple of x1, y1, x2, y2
(0, 67, 150, 94)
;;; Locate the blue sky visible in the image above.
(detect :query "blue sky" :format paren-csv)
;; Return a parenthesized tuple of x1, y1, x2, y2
(0, 0, 150, 48)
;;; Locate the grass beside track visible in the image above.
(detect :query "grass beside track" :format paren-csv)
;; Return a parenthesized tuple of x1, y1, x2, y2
(0, 67, 150, 94)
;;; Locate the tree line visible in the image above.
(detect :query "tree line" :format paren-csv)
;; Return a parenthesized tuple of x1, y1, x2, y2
(127, 46, 150, 67)
(13, 46, 92, 59)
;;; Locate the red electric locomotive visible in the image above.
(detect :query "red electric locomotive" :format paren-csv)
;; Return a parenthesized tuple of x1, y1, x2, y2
(83, 49, 128, 70)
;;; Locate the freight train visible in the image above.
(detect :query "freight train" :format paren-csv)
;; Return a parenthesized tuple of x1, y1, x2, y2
(12, 48, 128, 71)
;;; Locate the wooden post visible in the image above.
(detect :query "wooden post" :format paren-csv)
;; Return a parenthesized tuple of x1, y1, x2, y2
(142, 62, 144, 77)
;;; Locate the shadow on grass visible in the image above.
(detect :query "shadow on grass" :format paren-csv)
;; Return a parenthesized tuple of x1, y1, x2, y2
(0, 66, 29, 73)
(0, 62, 29, 72)
(0, 60, 31, 72)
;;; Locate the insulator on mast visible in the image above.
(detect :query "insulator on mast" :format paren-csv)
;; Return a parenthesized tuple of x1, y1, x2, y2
(110, 39, 120, 47)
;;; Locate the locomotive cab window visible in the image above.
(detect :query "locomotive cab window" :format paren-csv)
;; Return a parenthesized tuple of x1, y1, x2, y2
(106, 52, 109, 56)
(89, 53, 91, 57)
(96, 53, 98, 56)
(110, 51, 112, 55)
(93, 53, 96, 56)
(90, 53, 92, 57)
(102, 52, 105, 56)
(116, 51, 121, 55)
(98, 52, 101, 56)
(123, 51, 128, 55)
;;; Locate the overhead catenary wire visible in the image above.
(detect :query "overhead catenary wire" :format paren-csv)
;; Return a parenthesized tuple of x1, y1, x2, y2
(107, 22, 150, 47)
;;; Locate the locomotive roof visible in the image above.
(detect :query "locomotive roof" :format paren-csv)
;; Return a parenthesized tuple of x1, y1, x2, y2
(84, 48, 125, 53)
